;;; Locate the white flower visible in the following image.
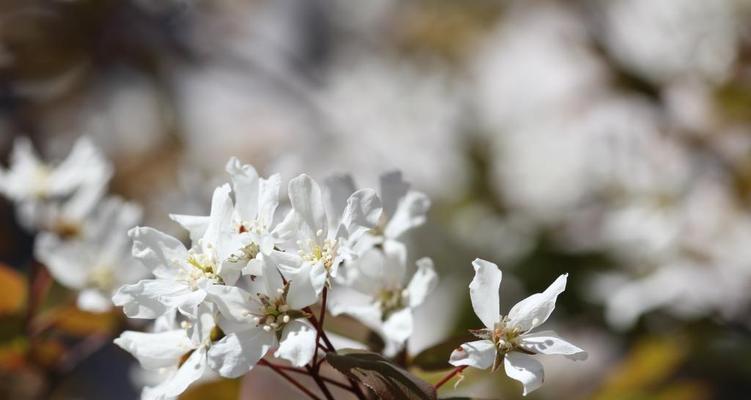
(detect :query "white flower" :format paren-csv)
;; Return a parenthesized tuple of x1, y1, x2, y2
(35, 197, 147, 312)
(205, 256, 319, 375)
(171, 157, 283, 277)
(115, 305, 220, 400)
(0, 136, 112, 232)
(325, 171, 430, 255)
(113, 185, 238, 319)
(274, 174, 381, 293)
(449, 259, 586, 396)
(328, 243, 437, 356)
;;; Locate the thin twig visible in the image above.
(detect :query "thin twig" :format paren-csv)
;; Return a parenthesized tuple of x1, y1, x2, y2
(434, 365, 468, 389)
(259, 359, 323, 400)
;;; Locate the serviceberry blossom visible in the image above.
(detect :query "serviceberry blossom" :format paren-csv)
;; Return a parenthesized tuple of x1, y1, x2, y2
(328, 242, 437, 356)
(206, 257, 319, 375)
(115, 304, 220, 400)
(35, 197, 147, 312)
(450, 259, 586, 396)
(324, 171, 430, 254)
(171, 157, 283, 277)
(274, 174, 381, 293)
(113, 184, 239, 318)
(0, 136, 111, 232)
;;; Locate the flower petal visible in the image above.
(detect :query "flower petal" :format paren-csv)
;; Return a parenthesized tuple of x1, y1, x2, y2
(226, 157, 260, 221)
(519, 330, 587, 361)
(202, 184, 234, 250)
(508, 274, 567, 333)
(34, 233, 89, 289)
(384, 191, 430, 239)
(449, 339, 496, 370)
(340, 188, 382, 238)
(114, 330, 194, 370)
(274, 320, 317, 367)
(169, 214, 209, 243)
(324, 174, 357, 228)
(381, 307, 413, 356)
(406, 257, 438, 308)
(129, 226, 188, 279)
(77, 289, 112, 313)
(142, 345, 207, 400)
(112, 279, 184, 319)
(469, 258, 502, 328)
(504, 352, 544, 396)
(208, 328, 275, 378)
(205, 284, 255, 323)
(379, 171, 410, 221)
(288, 174, 326, 237)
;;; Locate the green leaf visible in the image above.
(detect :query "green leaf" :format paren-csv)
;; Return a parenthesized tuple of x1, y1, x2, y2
(326, 349, 437, 400)
(411, 334, 475, 372)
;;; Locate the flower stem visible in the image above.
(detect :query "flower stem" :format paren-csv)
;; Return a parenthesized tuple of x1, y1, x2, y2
(307, 365, 336, 400)
(434, 365, 468, 390)
(259, 359, 323, 400)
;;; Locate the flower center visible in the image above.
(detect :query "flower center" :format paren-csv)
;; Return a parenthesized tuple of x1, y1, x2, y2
(32, 165, 51, 198)
(469, 318, 522, 355)
(88, 265, 115, 290)
(377, 288, 407, 321)
(185, 249, 222, 287)
(250, 285, 309, 334)
(298, 233, 338, 271)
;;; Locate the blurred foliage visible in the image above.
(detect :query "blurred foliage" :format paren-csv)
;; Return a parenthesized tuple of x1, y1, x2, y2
(181, 378, 242, 400)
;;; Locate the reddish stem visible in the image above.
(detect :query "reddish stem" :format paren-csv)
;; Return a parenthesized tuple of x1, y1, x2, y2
(259, 359, 323, 400)
(434, 365, 468, 389)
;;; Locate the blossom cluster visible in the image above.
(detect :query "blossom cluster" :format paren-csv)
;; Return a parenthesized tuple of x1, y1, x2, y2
(0, 137, 146, 312)
(109, 157, 448, 399)
(0, 138, 587, 398)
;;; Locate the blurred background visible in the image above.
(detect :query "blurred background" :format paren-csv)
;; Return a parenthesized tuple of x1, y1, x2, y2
(1, 0, 751, 399)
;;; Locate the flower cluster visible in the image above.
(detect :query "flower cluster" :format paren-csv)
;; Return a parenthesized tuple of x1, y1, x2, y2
(0, 137, 146, 312)
(109, 158, 444, 399)
(1, 138, 587, 398)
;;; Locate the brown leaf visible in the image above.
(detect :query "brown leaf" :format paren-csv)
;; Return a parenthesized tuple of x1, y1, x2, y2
(326, 349, 437, 400)
(0, 264, 27, 315)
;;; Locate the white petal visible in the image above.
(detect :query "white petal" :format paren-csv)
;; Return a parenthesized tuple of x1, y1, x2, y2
(142, 346, 207, 400)
(77, 289, 112, 313)
(257, 174, 281, 227)
(384, 191, 430, 239)
(226, 157, 260, 221)
(112, 279, 181, 319)
(275, 320, 317, 367)
(449, 339, 496, 370)
(469, 258, 502, 328)
(34, 233, 88, 289)
(381, 308, 413, 355)
(381, 241, 407, 289)
(208, 329, 276, 378)
(508, 274, 567, 333)
(406, 257, 438, 308)
(519, 331, 587, 361)
(504, 352, 544, 396)
(129, 227, 188, 278)
(205, 285, 255, 323)
(288, 174, 326, 237)
(340, 188, 382, 237)
(324, 174, 357, 228)
(284, 262, 319, 310)
(379, 171, 410, 222)
(202, 184, 234, 248)
(169, 214, 209, 243)
(114, 330, 194, 370)
(50, 136, 112, 195)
